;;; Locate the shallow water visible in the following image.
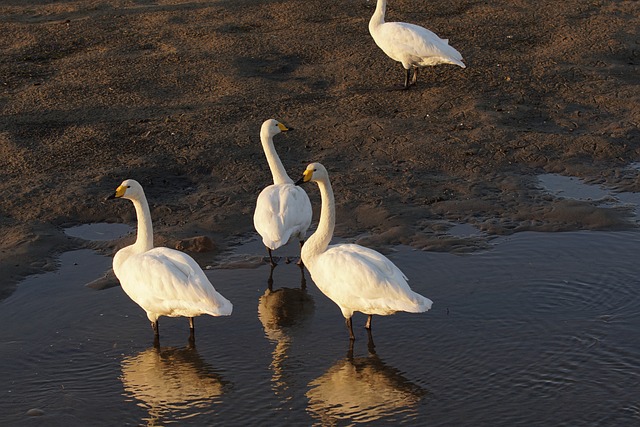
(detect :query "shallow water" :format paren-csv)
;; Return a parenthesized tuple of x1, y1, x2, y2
(1, 227, 639, 426)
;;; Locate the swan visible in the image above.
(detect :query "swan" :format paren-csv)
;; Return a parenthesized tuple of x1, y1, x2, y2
(107, 179, 232, 342)
(369, 0, 465, 89)
(296, 163, 432, 340)
(253, 119, 312, 266)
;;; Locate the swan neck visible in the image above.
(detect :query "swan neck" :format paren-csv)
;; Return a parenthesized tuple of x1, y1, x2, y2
(305, 177, 335, 258)
(370, 0, 387, 28)
(261, 130, 292, 185)
(132, 194, 154, 252)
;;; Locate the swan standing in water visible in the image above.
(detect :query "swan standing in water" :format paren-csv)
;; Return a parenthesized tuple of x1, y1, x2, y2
(369, 0, 465, 89)
(107, 179, 233, 342)
(296, 163, 432, 340)
(254, 119, 312, 266)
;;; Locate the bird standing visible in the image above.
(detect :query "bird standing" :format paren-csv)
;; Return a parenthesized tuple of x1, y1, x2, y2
(368, 0, 465, 89)
(254, 119, 312, 266)
(296, 163, 432, 340)
(107, 179, 232, 343)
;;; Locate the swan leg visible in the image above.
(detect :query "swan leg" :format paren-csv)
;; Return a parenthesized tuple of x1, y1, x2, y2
(365, 314, 373, 330)
(267, 248, 277, 267)
(189, 317, 195, 345)
(296, 240, 305, 267)
(299, 263, 307, 290)
(346, 317, 356, 340)
(410, 67, 419, 86)
(403, 68, 411, 89)
(366, 328, 376, 354)
(152, 320, 160, 347)
(152, 320, 159, 336)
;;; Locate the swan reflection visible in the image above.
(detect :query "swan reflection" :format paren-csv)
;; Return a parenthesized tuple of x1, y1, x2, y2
(120, 345, 229, 425)
(306, 334, 427, 424)
(258, 266, 314, 397)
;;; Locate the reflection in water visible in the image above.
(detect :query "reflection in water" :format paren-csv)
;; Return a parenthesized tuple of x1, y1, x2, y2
(258, 267, 315, 399)
(307, 334, 427, 425)
(120, 345, 229, 425)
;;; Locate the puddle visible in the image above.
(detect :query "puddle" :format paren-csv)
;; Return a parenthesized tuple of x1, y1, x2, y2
(537, 174, 610, 201)
(64, 223, 132, 241)
(538, 173, 640, 219)
(447, 223, 483, 237)
(1, 230, 640, 425)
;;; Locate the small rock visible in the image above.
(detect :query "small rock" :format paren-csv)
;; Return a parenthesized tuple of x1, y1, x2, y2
(26, 408, 45, 417)
(175, 236, 215, 253)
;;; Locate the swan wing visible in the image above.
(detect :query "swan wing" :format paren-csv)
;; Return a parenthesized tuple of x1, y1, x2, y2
(310, 244, 432, 315)
(254, 183, 313, 249)
(118, 247, 233, 317)
(377, 22, 464, 66)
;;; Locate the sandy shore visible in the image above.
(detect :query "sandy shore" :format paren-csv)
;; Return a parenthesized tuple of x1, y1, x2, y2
(1, 0, 639, 297)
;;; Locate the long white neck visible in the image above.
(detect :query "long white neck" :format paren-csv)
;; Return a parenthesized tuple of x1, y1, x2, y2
(301, 177, 335, 265)
(369, 0, 387, 31)
(261, 129, 292, 185)
(131, 194, 154, 253)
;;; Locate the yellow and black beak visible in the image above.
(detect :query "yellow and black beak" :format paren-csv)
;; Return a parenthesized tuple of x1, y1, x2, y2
(295, 168, 313, 186)
(106, 184, 127, 201)
(278, 123, 293, 132)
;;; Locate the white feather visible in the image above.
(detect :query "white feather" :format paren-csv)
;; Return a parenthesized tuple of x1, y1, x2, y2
(299, 163, 432, 336)
(111, 179, 232, 329)
(253, 119, 312, 252)
(369, 0, 465, 86)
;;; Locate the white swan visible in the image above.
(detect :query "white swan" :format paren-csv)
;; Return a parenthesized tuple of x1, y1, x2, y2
(369, 0, 465, 89)
(296, 163, 433, 340)
(108, 179, 232, 341)
(253, 119, 312, 266)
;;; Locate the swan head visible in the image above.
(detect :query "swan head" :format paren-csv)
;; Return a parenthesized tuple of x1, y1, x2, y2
(295, 162, 328, 186)
(261, 118, 292, 139)
(107, 179, 145, 201)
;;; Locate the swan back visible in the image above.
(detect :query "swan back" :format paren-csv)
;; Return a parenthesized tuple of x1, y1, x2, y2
(117, 247, 233, 319)
(310, 244, 432, 318)
(254, 183, 312, 250)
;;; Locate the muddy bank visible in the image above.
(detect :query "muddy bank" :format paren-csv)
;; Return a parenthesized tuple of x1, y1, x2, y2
(1, 0, 639, 295)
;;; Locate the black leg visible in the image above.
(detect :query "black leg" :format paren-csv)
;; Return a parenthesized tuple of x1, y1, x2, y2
(152, 320, 160, 347)
(152, 320, 159, 335)
(267, 248, 277, 267)
(365, 314, 373, 330)
(366, 328, 376, 354)
(188, 317, 196, 344)
(297, 240, 305, 267)
(346, 317, 356, 340)
(299, 263, 307, 290)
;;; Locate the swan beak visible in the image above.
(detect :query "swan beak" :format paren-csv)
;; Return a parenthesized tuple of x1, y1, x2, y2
(295, 169, 313, 186)
(106, 184, 127, 200)
(277, 123, 293, 132)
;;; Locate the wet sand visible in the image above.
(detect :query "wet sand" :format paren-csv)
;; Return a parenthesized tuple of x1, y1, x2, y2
(1, 0, 639, 295)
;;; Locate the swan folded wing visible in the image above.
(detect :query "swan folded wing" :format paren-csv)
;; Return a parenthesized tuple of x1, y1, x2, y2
(381, 22, 464, 67)
(312, 244, 431, 315)
(121, 248, 232, 317)
(254, 184, 312, 249)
